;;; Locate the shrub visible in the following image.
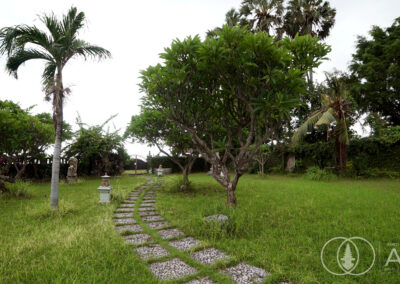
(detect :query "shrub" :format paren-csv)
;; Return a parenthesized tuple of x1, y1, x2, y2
(1, 180, 32, 199)
(304, 166, 337, 181)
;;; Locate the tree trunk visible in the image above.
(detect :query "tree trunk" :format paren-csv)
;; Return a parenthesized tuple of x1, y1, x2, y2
(14, 163, 27, 180)
(50, 68, 63, 210)
(226, 182, 237, 207)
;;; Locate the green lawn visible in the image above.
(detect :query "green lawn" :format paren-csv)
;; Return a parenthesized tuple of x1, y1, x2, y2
(0, 174, 157, 283)
(1, 173, 399, 283)
(156, 174, 400, 284)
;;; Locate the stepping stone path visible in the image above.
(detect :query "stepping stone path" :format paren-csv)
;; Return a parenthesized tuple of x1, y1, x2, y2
(112, 178, 271, 283)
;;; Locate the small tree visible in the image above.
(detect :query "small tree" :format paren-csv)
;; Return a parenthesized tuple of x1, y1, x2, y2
(0, 100, 53, 183)
(141, 26, 327, 206)
(252, 144, 270, 176)
(125, 109, 197, 187)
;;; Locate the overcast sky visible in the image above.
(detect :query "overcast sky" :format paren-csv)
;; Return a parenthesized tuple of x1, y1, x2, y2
(1, 0, 399, 158)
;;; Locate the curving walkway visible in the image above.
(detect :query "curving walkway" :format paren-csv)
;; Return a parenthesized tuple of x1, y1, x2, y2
(113, 178, 279, 284)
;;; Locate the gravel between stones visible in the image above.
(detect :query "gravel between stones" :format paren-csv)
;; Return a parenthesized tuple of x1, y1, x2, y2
(147, 221, 171, 229)
(135, 244, 169, 260)
(115, 224, 143, 233)
(149, 258, 197, 280)
(141, 215, 164, 222)
(184, 277, 215, 284)
(169, 237, 200, 251)
(114, 213, 134, 218)
(123, 233, 152, 244)
(191, 248, 229, 265)
(157, 228, 185, 239)
(221, 263, 269, 284)
(114, 218, 136, 225)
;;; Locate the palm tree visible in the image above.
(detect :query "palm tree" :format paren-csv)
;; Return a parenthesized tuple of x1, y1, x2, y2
(0, 7, 111, 210)
(283, 0, 336, 39)
(207, 8, 244, 38)
(240, 0, 284, 36)
(292, 75, 351, 172)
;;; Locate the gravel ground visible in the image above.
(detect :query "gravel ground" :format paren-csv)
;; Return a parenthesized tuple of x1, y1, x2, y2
(169, 237, 200, 251)
(147, 221, 171, 229)
(157, 228, 185, 239)
(184, 277, 215, 284)
(149, 258, 197, 280)
(123, 233, 152, 245)
(221, 263, 270, 284)
(141, 215, 164, 222)
(135, 244, 170, 260)
(113, 218, 136, 225)
(138, 211, 158, 216)
(138, 207, 155, 211)
(115, 224, 143, 233)
(116, 208, 134, 212)
(191, 248, 229, 265)
(114, 213, 134, 218)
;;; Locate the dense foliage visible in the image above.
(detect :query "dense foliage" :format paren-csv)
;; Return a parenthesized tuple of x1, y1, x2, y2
(65, 122, 128, 177)
(350, 17, 400, 126)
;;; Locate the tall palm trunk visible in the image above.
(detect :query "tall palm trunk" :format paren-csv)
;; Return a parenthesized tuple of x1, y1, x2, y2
(50, 68, 63, 210)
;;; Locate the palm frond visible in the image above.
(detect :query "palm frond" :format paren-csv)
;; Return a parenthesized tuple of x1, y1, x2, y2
(40, 13, 62, 42)
(6, 49, 53, 78)
(62, 7, 85, 40)
(315, 107, 336, 126)
(0, 25, 52, 55)
(292, 110, 323, 143)
(336, 118, 350, 145)
(70, 40, 111, 60)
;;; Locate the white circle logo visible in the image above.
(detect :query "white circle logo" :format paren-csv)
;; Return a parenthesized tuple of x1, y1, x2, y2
(321, 237, 376, 276)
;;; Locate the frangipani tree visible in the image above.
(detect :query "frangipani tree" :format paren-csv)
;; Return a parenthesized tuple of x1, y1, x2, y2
(141, 26, 327, 206)
(292, 75, 351, 171)
(0, 7, 111, 210)
(125, 109, 198, 187)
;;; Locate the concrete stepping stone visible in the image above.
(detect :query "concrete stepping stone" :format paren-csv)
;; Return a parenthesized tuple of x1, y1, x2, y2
(149, 258, 197, 280)
(185, 277, 215, 284)
(123, 233, 152, 245)
(147, 221, 170, 229)
(114, 212, 134, 218)
(120, 203, 135, 207)
(123, 200, 136, 204)
(143, 196, 155, 200)
(169, 237, 200, 251)
(191, 248, 229, 265)
(116, 208, 134, 212)
(141, 215, 164, 222)
(128, 197, 138, 200)
(221, 263, 269, 284)
(139, 211, 157, 216)
(142, 200, 156, 203)
(114, 218, 136, 225)
(140, 203, 155, 207)
(135, 244, 170, 260)
(139, 207, 155, 211)
(115, 224, 143, 233)
(158, 228, 185, 239)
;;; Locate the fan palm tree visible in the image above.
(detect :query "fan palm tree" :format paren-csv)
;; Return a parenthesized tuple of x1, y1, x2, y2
(0, 7, 111, 210)
(292, 75, 351, 172)
(240, 0, 284, 36)
(283, 0, 336, 39)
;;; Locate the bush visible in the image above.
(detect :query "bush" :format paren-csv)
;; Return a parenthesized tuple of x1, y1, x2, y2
(304, 166, 337, 181)
(1, 180, 32, 199)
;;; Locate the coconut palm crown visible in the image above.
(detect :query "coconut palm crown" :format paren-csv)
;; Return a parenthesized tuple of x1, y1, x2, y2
(0, 7, 111, 210)
(292, 75, 351, 171)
